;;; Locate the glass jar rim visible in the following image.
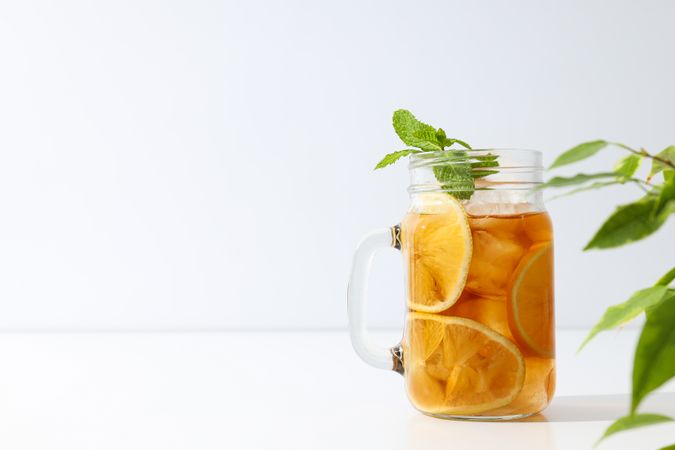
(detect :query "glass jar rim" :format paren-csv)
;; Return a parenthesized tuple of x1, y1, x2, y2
(407, 148, 544, 195)
(409, 148, 542, 169)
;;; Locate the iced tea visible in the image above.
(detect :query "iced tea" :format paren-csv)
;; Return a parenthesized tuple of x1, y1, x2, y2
(401, 210, 555, 419)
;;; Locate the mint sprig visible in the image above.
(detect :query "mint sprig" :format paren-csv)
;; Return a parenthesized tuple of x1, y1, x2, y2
(375, 109, 495, 199)
(373, 149, 422, 169)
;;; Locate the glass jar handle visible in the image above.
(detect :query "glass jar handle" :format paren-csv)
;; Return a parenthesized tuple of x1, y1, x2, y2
(347, 226, 403, 373)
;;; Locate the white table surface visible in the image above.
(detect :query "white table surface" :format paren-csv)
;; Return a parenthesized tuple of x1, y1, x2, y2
(0, 329, 673, 450)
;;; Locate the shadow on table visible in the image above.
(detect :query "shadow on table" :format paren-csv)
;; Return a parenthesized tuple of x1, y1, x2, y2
(403, 393, 675, 450)
(519, 392, 675, 423)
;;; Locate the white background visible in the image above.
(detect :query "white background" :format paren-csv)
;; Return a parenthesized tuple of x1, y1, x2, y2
(0, 0, 673, 330)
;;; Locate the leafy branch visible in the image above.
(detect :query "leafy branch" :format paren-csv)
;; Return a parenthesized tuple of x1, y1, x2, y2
(614, 143, 675, 173)
(549, 140, 675, 173)
(544, 140, 675, 448)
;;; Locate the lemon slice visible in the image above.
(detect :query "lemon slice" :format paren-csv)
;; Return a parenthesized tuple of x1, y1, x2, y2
(507, 242, 555, 358)
(406, 313, 525, 415)
(402, 194, 472, 313)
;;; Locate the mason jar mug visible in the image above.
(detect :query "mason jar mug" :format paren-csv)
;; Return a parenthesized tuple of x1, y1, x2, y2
(347, 149, 555, 420)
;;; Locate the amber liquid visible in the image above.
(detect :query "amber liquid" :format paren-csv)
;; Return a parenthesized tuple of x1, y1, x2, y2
(402, 211, 555, 419)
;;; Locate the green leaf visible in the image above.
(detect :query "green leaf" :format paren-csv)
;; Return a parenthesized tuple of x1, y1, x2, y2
(471, 154, 500, 179)
(472, 169, 500, 179)
(578, 286, 669, 351)
(658, 444, 675, 450)
(614, 154, 642, 178)
(411, 130, 443, 150)
(444, 138, 472, 150)
(656, 267, 675, 287)
(649, 145, 675, 179)
(374, 149, 421, 170)
(584, 195, 672, 249)
(539, 172, 617, 189)
(432, 150, 475, 200)
(653, 170, 675, 218)
(392, 109, 442, 150)
(471, 154, 498, 168)
(435, 128, 447, 144)
(596, 413, 673, 446)
(580, 267, 675, 351)
(549, 140, 608, 169)
(632, 293, 675, 412)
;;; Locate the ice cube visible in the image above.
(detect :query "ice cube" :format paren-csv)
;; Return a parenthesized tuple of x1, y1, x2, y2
(464, 190, 537, 216)
(443, 293, 512, 338)
(466, 228, 528, 298)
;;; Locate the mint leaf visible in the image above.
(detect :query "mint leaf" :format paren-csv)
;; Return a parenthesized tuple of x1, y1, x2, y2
(471, 154, 499, 179)
(392, 110, 442, 150)
(597, 413, 673, 446)
(472, 169, 499, 179)
(374, 149, 422, 170)
(443, 138, 472, 150)
(411, 130, 443, 150)
(659, 444, 675, 450)
(471, 154, 498, 167)
(435, 128, 447, 144)
(649, 145, 675, 179)
(578, 286, 669, 351)
(549, 140, 608, 169)
(584, 195, 672, 249)
(433, 151, 475, 200)
(540, 172, 617, 189)
(632, 293, 675, 412)
(614, 154, 642, 178)
(656, 267, 675, 287)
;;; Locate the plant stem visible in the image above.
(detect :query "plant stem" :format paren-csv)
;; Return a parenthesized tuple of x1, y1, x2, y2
(614, 142, 675, 170)
(628, 177, 653, 187)
(624, 178, 656, 195)
(632, 181, 650, 194)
